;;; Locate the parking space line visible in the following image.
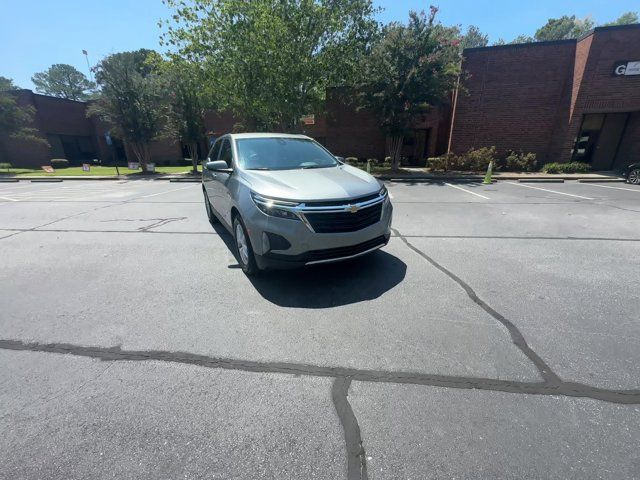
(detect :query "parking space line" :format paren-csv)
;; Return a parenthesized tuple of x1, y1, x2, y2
(134, 185, 196, 199)
(444, 182, 490, 200)
(507, 182, 594, 200)
(579, 183, 640, 193)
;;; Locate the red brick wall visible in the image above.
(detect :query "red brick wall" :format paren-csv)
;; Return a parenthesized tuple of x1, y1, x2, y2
(450, 40, 576, 163)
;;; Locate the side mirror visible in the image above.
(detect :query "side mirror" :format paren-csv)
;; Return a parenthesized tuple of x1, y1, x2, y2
(335, 156, 345, 163)
(205, 160, 231, 172)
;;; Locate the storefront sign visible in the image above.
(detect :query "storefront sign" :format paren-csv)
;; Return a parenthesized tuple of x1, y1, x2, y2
(613, 61, 640, 76)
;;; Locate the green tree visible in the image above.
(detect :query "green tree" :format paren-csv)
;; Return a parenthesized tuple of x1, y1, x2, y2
(460, 25, 488, 49)
(509, 34, 534, 44)
(534, 15, 595, 41)
(161, 0, 379, 131)
(602, 11, 639, 26)
(0, 76, 19, 91)
(160, 59, 208, 173)
(31, 64, 96, 101)
(0, 77, 48, 163)
(88, 50, 165, 170)
(355, 7, 460, 170)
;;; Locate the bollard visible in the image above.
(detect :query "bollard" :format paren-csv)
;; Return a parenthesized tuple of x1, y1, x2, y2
(366, 159, 371, 174)
(483, 160, 493, 184)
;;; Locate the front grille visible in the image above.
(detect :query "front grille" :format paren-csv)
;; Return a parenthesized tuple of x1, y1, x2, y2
(306, 236, 387, 262)
(304, 192, 379, 208)
(304, 203, 383, 233)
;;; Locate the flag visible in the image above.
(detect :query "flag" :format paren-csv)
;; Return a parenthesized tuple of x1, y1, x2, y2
(82, 49, 88, 55)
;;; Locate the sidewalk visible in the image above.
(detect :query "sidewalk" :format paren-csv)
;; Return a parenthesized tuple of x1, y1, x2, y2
(0, 170, 625, 182)
(374, 168, 625, 182)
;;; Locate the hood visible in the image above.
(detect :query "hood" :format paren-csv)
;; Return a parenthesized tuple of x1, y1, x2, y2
(240, 164, 382, 202)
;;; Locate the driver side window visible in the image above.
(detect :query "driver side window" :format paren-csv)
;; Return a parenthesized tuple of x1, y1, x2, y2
(219, 139, 233, 168)
(208, 139, 222, 161)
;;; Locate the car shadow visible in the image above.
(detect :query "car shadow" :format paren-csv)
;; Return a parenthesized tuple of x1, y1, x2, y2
(210, 220, 406, 308)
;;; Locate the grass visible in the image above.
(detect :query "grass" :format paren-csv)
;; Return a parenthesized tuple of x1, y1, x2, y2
(0, 165, 202, 177)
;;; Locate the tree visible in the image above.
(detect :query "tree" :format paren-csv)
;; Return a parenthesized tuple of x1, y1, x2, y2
(161, 0, 379, 131)
(510, 34, 534, 44)
(88, 50, 165, 170)
(602, 11, 639, 26)
(534, 15, 595, 41)
(161, 59, 208, 173)
(31, 64, 95, 101)
(460, 25, 488, 49)
(355, 7, 460, 170)
(0, 77, 49, 163)
(0, 76, 19, 91)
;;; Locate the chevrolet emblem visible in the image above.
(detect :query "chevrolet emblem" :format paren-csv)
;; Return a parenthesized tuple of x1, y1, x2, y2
(349, 204, 359, 213)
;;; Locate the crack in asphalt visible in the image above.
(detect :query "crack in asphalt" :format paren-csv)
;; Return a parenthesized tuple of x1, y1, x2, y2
(100, 217, 188, 231)
(1, 340, 639, 404)
(392, 228, 560, 385)
(332, 378, 368, 480)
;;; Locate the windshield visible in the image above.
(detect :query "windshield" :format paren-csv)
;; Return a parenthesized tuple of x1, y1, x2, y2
(236, 138, 339, 170)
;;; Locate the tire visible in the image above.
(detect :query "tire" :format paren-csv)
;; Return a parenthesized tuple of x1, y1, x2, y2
(628, 169, 640, 185)
(233, 216, 259, 276)
(203, 188, 218, 223)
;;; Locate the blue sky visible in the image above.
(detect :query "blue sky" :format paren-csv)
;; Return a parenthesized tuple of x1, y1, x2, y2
(1, 0, 637, 89)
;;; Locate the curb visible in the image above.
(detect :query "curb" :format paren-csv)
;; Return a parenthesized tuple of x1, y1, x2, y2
(30, 178, 63, 183)
(518, 178, 564, 183)
(578, 178, 626, 183)
(169, 178, 201, 183)
(0, 178, 19, 183)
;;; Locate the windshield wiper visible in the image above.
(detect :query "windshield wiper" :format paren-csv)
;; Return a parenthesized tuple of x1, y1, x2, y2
(247, 167, 270, 170)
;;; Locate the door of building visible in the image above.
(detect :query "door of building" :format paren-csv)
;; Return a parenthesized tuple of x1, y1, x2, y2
(573, 113, 629, 170)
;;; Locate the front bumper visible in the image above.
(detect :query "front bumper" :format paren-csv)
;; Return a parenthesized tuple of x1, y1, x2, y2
(242, 194, 393, 270)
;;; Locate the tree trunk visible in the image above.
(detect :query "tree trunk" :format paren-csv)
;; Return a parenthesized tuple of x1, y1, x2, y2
(188, 142, 199, 174)
(386, 135, 403, 171)
(131, 142, 150, 172)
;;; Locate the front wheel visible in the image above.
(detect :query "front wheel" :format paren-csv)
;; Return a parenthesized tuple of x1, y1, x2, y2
(233, 216, 259, 276)
(203, 188, 218, 224)
(628, 169, 640, 185)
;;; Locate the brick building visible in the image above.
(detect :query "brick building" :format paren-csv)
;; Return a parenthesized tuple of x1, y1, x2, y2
(1, 24, 638, 170)
(450, 24, 640, 168)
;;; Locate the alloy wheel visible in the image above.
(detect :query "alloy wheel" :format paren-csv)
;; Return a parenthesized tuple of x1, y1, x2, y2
(235, 222, 249, 266)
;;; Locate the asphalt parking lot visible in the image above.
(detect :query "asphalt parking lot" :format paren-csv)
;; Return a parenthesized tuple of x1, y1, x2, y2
(1, 179, 639, 479)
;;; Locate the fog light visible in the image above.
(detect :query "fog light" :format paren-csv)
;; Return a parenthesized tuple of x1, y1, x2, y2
(265, 232, 291, 251)
(262, 232, 271, 253)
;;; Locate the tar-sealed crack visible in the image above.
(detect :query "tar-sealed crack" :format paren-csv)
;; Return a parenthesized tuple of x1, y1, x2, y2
(392, 227, 560, 385)
(1, 339, 639, 404)
(332, 377, 368, 480)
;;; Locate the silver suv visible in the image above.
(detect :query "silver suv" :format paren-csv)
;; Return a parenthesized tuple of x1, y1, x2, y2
(202, 133, 393, 275)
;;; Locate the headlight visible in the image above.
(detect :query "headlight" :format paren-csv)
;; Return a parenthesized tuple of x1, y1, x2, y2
(251, 192, 301, 221)
(379, 185, 387, 197)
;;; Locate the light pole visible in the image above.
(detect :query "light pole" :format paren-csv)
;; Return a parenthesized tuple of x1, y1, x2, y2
(82, 49, 94, 83)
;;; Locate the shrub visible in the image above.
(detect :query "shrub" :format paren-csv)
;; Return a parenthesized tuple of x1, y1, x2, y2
(0, 162, 11, 172)
(503, 151, 537, 172)
(541, 162, 591, 174)
(463, 146, 497, 171)
(427, 154, 453, 171)
(50, 159, 69, 169)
